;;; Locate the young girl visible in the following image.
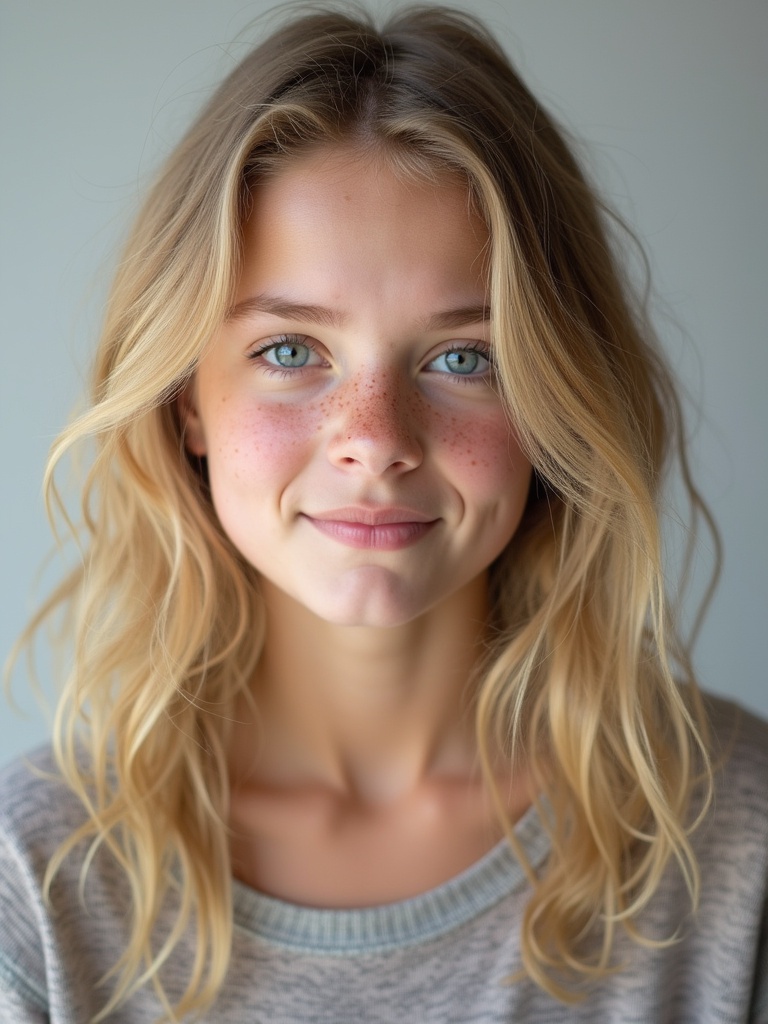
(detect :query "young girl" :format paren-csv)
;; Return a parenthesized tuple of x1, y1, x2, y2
(1, 6, 766, 1023)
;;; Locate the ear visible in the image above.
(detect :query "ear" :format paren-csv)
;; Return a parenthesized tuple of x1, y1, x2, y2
(178, 378, 207, 457)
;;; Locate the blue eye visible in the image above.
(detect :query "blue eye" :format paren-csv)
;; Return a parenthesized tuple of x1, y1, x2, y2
(248, 335, 324, 372)
(265, 340, 312, 367)
(428, 347, 491, 377)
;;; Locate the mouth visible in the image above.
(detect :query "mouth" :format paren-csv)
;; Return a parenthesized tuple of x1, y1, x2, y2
(302, 508, 438, 550)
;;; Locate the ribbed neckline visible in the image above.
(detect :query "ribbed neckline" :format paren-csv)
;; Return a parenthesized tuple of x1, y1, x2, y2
(232, 801, 550, 954)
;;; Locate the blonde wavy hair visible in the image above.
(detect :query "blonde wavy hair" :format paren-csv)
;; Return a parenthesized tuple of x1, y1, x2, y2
(23, 5, 715, 1020)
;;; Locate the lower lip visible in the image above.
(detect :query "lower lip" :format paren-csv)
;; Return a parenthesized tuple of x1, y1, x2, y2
(304, 517, 437, 551)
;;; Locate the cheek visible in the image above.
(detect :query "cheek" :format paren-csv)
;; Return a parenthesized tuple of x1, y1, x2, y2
(205, 397, 320, 488)
(430, 403, 530, 494)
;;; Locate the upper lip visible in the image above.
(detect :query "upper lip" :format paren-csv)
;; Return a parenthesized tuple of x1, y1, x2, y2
(305, 507, 437, 526)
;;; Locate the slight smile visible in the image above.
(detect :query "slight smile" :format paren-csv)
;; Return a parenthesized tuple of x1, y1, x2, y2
(302, 508, 439, 551)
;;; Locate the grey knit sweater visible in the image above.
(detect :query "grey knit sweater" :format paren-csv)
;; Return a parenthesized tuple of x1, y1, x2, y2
(1, 695, 766, 1022)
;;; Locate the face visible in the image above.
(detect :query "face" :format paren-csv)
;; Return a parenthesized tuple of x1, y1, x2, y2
(183, 146, 532, 628)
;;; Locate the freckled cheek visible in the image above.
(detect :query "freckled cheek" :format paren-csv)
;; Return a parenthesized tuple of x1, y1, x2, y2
(428, 406, 531, 493)
(206, 401, 321, 484)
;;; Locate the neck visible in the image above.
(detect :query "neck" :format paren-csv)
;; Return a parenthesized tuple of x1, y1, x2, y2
(229, 573, 493, 804)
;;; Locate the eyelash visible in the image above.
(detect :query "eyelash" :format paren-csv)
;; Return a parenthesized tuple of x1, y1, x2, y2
(246, 336, 494, 383)
(246, 335, 324, 378)
(429, 344, 494, 385)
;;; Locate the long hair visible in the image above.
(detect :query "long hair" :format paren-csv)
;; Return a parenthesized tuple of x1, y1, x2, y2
(26, 5, 714, 1019)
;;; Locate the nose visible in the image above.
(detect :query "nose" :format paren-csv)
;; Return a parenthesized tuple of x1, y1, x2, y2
(326, 372, 423, 476)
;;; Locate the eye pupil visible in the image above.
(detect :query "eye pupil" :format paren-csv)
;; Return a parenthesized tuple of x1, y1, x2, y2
(445, 350, 479, 374)
(275, 342, 309, 367)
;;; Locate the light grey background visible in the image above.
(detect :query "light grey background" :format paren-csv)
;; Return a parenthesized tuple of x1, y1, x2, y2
(2, 1, 766, 768)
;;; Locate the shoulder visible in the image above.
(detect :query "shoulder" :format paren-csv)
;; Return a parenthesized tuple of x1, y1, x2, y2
(705, 694, 768, 832)
(0, 743, 90, 900)
(697, 693, 768, 902)
(0, 747, 137, 1020)
(692, 694, 768, 871)
(684, 695, 768, 1019)
(0, 746, 87, 873)
(0, 747, 77, 1015)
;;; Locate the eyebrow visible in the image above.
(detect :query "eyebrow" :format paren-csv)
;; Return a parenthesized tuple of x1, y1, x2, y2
(419, 304, 491, 331)
(226, 294, 347, 328)
(226, 293, 490, 332)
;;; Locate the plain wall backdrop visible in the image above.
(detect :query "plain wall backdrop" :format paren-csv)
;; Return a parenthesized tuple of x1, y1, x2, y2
(1, 0, 766, 767)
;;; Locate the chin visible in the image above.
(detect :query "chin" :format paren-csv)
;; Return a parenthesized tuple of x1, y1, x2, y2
(302, 572, 432, 630)
(308, 596, 424, 630)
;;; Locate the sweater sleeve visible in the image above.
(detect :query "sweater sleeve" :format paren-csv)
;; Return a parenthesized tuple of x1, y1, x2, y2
(751, 890, 768, 1024)
(0, 827, 50, 1022)
(0, 978, 49, 1024)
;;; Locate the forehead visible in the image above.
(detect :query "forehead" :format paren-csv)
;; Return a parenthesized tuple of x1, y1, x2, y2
(236, 145, 490, 314)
